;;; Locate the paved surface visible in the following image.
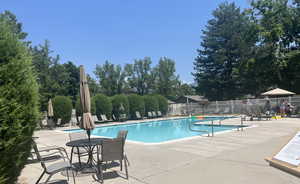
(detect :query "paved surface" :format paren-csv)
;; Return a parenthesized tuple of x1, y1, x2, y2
(19, 117, 300, 184)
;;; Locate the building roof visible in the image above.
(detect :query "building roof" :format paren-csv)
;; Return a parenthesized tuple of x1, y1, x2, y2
(174, 95, 209, 104)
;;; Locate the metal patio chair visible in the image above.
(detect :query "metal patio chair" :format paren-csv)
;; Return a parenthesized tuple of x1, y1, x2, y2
(69, 132, 89, 166)
(32, 141, 76, 184)
(96, 138, 129, 182)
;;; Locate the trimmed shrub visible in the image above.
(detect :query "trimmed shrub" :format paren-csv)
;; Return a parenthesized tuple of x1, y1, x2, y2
(143, 95, 159, 113)
(155, 95, 168, 115)
(111, 94, 129, 120)
(52, 96, 72, 124)
(0, 23, 39, 183)
(128, 94, 145, 119)
(93, 94, 112, 119)
(75, 96, 96, 117)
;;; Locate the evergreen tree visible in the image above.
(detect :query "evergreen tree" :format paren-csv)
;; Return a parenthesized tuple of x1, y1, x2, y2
(193, 2, 257, 100)
(0, 21, 39, 183)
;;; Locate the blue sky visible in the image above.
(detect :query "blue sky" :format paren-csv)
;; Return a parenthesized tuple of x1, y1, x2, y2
(1, 0, 250, 83)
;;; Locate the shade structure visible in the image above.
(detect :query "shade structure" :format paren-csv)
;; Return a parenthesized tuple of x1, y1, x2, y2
(261, 88, 295, 96)
(48, 99, 54, 117)
(79, 65, 95, 140)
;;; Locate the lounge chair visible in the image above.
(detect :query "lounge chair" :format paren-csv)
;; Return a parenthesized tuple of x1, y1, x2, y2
(119, 114, 127, 122)
(147, 111, 153, 118)
(112, 114, 117, 121)
(56, 118, 62, 126)
(152, 111, 157, 118)
(32, 141, 76, 184)
(96, 138, 129, 182)
(157, 111, 162, 117)
(69, 132, 89, 166)
(92, 115, 99, 122)
(100, 114, 108, 122)
(135, 111, 142, 119)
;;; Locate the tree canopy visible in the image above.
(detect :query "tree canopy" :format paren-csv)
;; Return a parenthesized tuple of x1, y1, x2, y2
(193, 0, 300, 100)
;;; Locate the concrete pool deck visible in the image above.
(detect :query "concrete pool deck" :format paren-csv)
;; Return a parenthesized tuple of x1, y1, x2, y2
(20, 117, 300, 184)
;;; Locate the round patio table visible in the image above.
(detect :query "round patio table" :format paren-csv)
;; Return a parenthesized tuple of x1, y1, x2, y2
(66, 137, 111, 181)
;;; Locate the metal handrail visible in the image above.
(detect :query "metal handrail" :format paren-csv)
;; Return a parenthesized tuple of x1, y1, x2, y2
(188, 120, 214, 137)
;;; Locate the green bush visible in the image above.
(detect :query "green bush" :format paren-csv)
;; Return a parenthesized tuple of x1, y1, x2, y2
(111, 94, 129, 120)
(52, 96, 72, 124)
(93, 94, 112, 119)
(75, 96, 96, 117)
(143, 95, 159, 113)
(128, 94, 145, 119)
(0, 23, 39, 183)
(155, 95, 168, 115)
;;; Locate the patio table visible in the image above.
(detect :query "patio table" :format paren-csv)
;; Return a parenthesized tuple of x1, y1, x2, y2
(66, 137, 111, 181)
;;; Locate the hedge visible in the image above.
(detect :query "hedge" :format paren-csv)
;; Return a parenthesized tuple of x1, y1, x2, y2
(111, 94, 129, 120)
(143, 95, 159, 114)
(0, 23, 39, 184)
(75, 96, 96, 117)
(155, 95, 168, 115)
(93, 94, 112, 119)
(128, 94, 145, 118)
(52, 96, 72, 124)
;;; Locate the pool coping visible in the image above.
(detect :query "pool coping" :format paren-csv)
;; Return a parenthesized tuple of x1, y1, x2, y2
(56, 116, 256, 145)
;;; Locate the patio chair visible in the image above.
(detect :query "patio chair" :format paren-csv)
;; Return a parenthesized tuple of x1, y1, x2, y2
(112, 114, 117, 121)
(101, 114, 108, 122)
(152, 111, 157, 118)
(117, 130, 130, 167)
(157, 111, 162, 117)
(96, 138, 129, 181)
(135, 111, 142, 119)
(93, 115, 99, 122)
(69, 132, 89, 166)
(147, 111, 153, 118)
(119, 114, 127, 122)
(30, 140, 67, 163)
(32, 141, 76, 184)
(57, 118, 62, 126)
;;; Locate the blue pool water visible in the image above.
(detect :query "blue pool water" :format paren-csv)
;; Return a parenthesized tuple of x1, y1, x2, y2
(65, 117, 240, 143)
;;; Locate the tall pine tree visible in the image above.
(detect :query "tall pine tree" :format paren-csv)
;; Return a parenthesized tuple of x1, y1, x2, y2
(193, 2, 257, 100)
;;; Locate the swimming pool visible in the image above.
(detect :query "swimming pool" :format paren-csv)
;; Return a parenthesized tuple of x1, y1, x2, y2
(64, 117, 240, 143)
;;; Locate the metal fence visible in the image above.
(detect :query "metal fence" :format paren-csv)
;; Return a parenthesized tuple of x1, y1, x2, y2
(168, 95, 300, 116)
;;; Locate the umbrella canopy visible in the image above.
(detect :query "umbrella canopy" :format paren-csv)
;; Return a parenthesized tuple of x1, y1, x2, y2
(261, 88, 295, 96)
(48, 99, 54, 117)
(79, 65, 95, 139)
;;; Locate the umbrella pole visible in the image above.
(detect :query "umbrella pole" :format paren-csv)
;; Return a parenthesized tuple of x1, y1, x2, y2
(87, 129, 91, 141)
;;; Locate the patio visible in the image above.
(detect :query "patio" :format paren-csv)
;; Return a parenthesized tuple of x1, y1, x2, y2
(20, 117, 300, 184)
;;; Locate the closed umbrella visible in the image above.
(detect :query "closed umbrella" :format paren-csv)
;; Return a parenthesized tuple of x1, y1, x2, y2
(47, 99, 54, 128)
(79, 65, 95, 140)
(48, 99, 54, 117)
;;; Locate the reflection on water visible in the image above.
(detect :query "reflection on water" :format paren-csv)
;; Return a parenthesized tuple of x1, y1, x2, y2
(89, 117, 237, 143)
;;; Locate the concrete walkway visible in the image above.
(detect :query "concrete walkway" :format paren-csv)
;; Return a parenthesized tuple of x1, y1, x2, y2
(19, 117, 300, 184)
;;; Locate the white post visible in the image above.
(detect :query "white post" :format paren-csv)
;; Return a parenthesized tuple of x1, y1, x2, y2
(231, 100, 234, 114)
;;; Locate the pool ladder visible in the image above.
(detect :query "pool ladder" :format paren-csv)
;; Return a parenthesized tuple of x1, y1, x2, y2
(189, 120, 215, 137)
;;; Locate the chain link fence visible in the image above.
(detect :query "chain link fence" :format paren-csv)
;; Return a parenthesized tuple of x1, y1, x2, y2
(168, 95, 300, 116)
